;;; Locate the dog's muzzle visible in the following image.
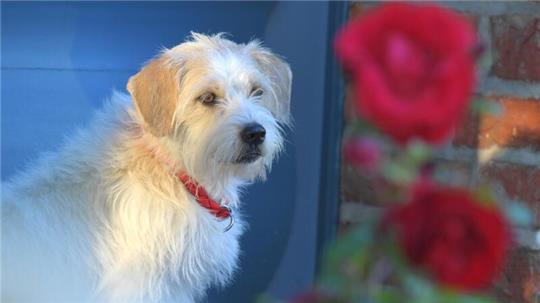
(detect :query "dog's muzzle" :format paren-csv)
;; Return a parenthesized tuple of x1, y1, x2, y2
(236, 123, 265, 163)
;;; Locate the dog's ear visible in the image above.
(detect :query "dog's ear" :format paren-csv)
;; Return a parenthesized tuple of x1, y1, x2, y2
(127, 56, 179, 137)
(250, 46, 292, 123)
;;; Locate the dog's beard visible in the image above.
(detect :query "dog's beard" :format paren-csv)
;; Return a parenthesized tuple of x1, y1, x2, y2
(234, 145, 262, 164)
(182, 130, 277, 182)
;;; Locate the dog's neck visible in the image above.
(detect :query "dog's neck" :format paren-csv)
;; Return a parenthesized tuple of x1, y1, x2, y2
(133, 135, 242, 209)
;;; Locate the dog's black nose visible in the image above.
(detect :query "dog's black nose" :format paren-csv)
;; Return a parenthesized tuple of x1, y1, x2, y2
(240, 123, 266, 145)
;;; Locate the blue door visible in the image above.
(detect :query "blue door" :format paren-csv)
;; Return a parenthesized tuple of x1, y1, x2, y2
(1, 2, 345, 301)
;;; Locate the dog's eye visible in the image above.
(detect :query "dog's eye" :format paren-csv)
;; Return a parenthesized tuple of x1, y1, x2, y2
(199, 92, 217, 105)
(250, 87, 264, 97)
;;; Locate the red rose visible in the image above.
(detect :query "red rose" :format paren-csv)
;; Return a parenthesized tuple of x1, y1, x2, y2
(335, 4, 477, 144)
(343, 136, 381, 172)
(384, 182, 512, 291)
(290, 291, 324, 303)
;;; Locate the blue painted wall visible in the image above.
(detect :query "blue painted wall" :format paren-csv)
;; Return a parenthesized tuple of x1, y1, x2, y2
(2, 2, 334, 301)
(1, 2, 272, 178)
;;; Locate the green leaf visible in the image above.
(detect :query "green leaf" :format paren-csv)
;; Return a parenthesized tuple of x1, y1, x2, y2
(439, 290, 497, 303)
(255, 293, 279, 303)
(349, 118, 381, 136)
(477, 48, 493, 73)
(374, 288, 404, 303)
(322, 222, 375, 275)
(381, 162, 417, 184)
(460, 295, 497, 303)
(318, 275, 349, 294)
(470, 99, 503, 116)
(405, 141, 432, 165)
(403, 275, 435, 299)
(472, 185, 497, 206)
(381, 236, 409, 273)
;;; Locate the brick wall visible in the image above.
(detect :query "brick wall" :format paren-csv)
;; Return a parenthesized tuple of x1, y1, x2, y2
(340, 2, 540, 303)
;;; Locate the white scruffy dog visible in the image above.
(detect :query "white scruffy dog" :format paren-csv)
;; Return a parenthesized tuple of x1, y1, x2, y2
(2, 33, 291, 303)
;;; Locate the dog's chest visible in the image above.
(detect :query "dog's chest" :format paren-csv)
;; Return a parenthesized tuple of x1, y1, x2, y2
(167, 208, 244, 290)
(98, 182, 245, 302)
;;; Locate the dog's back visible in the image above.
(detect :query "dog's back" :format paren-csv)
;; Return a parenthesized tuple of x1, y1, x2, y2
(1, 100, 121, 302)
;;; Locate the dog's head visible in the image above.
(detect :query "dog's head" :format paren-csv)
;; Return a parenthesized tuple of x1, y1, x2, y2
(127, 33, 291, 182)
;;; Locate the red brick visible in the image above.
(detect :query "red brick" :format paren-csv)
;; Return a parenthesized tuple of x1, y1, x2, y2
(523, 274, 540, 303)
(490, 15, 540, 82)
(340, 161, 377, 204)
(453, 111, 480, 147)
(534, 170, 540, 211)
(479, 98, 540, 150)
(348, 2, 379, 20)
(348, 2, 365, 20)
(495, 248, 540, 303)
(453, 98, 540, 149)
(480, 163, 540, 219)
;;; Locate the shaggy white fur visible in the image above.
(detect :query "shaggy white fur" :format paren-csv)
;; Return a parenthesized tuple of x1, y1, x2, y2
(2, 33, 292, 303)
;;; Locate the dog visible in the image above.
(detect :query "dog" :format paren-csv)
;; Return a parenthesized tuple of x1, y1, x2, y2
(2, 33, 292, 302)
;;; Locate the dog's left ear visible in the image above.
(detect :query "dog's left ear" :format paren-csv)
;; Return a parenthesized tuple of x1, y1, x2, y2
(127, 56, 179, 137)
(250, 45, 292, 123)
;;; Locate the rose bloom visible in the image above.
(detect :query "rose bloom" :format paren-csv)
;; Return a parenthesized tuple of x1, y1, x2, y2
(384, 182, 512, 291)
(343, 136, 381, 172)
(335, 4, 477, 144)
(290, 291, 322, 303)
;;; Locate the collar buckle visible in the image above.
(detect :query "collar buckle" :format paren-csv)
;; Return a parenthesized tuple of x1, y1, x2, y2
(220, 205, 235, 232)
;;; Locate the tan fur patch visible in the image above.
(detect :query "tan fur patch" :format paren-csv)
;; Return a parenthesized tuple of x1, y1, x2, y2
(250, 47, 292, 123)
(127, 57, 179, 137)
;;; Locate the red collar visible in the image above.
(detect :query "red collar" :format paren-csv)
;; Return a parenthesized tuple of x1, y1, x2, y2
(136, 140, 233, 224)
(175, 172, 232, 219)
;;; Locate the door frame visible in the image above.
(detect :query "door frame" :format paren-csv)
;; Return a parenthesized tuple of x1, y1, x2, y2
(315, 1, 349, 272)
